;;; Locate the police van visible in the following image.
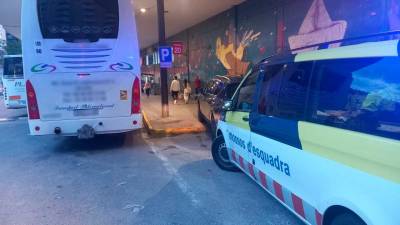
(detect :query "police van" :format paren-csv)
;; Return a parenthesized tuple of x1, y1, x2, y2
(212, 32, 400, 225)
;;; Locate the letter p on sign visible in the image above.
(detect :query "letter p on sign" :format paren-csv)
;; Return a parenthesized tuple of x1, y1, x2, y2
(159, 46, 173, 68)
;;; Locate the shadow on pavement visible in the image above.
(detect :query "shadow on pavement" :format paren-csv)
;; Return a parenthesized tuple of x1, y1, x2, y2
(133, 159, 303, 225)
(53, 130, 142, 155)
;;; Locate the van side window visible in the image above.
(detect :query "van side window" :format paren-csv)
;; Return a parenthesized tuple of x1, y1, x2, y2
(309, 57, 400, 141)
(276, 63, 313, 120)
(258, 64, 285, 115)
(235, 70, 258, 112)
(258, 62, 312, 120)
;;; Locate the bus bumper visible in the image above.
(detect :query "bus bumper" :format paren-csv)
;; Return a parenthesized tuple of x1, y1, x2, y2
(27, 114, 142, 136)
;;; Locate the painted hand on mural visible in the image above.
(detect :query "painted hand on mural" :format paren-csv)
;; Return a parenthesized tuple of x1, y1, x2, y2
(216, 29, 261, 76)
(288, 0, 347, 53)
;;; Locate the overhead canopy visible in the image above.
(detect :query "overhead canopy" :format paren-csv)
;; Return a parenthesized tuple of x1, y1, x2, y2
(0, 0, 244, 48)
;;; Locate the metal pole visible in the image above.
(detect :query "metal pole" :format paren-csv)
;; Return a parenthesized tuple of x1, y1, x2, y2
(157, 0, 169, 117)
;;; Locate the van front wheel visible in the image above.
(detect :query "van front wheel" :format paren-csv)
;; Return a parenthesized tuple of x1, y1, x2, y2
(212, 136, 240, 172)
(331, 212, 366, 225)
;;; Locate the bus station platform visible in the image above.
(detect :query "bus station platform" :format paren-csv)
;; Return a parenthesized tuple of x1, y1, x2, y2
(141, 95, 205, 136)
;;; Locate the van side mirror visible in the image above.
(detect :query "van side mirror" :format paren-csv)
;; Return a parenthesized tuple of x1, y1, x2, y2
(222, 100, 234, 111)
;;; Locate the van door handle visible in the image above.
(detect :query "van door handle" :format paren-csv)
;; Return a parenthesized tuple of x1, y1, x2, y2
(242, 116, 249, 122)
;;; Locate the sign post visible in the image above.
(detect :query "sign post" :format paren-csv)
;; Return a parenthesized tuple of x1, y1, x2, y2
(157, 0, 169, 117)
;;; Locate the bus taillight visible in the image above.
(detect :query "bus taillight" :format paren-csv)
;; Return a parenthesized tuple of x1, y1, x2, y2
(131, 77, 141, 114)
(26, 80, 40, 120)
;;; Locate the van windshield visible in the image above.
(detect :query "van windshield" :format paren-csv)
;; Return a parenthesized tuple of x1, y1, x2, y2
(37, 0, 119, 42)
(3, 57, 24, 79)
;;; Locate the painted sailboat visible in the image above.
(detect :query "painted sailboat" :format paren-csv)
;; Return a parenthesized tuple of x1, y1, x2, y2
(288, 0, 347, 53)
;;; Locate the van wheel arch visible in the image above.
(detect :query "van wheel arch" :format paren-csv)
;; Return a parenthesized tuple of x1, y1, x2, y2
(216, 129, 223, 138)
(323, 205, 366, 225)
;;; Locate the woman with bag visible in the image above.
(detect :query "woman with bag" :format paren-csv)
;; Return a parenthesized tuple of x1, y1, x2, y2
(144, 80, 151, 97)
(183, 79, 192, 104)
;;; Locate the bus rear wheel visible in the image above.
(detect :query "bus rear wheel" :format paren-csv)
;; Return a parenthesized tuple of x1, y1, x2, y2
(331, 212, 366, 225)
(211, 135, 240, 172)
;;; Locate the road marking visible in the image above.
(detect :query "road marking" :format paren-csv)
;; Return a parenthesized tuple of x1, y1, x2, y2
(123, 204, 144, 214)
(142, 133, 200, 207)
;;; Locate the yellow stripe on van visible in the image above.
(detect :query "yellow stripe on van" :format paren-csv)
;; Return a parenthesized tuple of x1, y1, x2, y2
(295, 40, 399, 62)
(225, 111, 250, 130)
(299, 121, 400, 184)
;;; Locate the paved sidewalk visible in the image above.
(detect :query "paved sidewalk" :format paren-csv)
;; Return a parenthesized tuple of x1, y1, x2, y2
(141, 95, 205, 136)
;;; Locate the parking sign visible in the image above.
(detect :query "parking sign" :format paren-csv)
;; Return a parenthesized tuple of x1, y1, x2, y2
(159, 46, 173, 68)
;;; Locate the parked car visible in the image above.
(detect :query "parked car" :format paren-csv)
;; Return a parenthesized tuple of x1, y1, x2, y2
(197, 75, 242, 138)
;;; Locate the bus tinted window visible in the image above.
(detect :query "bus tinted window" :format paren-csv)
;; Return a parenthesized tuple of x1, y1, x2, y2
(309, 58, 400, 141)
(3, 57, 24, 79)
(37, 0, 119, 41)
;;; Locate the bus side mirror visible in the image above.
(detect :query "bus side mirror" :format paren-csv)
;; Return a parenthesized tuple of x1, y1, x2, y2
(222, 100, 233, 111)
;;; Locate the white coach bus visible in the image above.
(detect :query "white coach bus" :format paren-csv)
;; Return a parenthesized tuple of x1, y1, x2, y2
(2, 55, 27, 109)
(21, 0, 141, 138)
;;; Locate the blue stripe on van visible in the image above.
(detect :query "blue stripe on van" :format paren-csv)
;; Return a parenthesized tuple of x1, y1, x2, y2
(250, 113, 302, 149)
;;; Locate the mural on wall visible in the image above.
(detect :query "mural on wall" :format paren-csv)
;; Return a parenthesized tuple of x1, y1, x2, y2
(288, 0, 347, 52)
(216, 24, 261, 76)
(141, 0, 399, 85)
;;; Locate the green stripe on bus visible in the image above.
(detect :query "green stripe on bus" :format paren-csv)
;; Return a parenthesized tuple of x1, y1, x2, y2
(298, 121, 400, 184)
(294, 40, 399, 62)
(225, 111, 250, 131)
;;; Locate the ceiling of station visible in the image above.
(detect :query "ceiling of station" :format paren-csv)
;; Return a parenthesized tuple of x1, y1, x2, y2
(0, 0, 245, 48)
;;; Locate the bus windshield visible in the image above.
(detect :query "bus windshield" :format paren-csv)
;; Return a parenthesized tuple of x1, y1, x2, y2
(37, 0, 119, 42)
(3, 57, 24, 79)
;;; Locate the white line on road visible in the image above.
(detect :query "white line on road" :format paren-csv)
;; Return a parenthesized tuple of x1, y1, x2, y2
(142, 133, 200, 207)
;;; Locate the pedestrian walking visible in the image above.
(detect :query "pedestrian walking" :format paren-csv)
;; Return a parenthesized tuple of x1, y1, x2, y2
(144, 80, 151, 97)
(170, 76, 181, 104)
(183, 79, 192, 104)
(194, 75, 201, 99)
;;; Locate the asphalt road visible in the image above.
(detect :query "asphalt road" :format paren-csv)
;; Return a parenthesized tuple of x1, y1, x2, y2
(0, 112, 303, 225)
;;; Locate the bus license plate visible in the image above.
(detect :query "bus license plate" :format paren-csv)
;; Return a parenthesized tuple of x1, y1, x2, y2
(73, 109, 99, 117)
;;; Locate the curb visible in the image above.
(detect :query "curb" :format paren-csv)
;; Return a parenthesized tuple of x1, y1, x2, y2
(142, 110, 205, 136)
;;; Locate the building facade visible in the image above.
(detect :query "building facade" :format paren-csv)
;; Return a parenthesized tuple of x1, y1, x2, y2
(141, 0, 398, 84)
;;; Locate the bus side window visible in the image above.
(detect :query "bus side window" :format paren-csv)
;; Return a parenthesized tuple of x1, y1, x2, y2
(235, 70, 259, 112)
